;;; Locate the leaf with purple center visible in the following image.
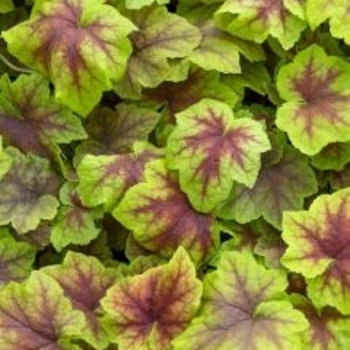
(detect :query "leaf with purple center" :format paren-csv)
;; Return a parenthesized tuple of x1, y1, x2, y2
(42, 251, 117, 349)
(167, 98, 271, 212)
(51, 182, 103, 252)
(216, 145, 318, 228)
(0, 147, 60, 233)
(214, 0, 306, 49)
(0, 271, 85, 350)
(2, 0, 136, 116)
(102, 246, 202, 350)
(113, 159, 219, 265)
(172, 251, 309, 350)
(281, 187, 350, 314)
(0, 73, 87, 158)
(114, 5, 202, 98)
(77, 142, 162, 211)
(276, 44, 350, 155)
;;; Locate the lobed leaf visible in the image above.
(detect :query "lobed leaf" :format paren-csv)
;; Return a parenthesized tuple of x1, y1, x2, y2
(167, 98, 271, 212)
(102, 247, 202, 350)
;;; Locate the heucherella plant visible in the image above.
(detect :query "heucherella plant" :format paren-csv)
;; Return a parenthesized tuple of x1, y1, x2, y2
(2, 0, 350, 349)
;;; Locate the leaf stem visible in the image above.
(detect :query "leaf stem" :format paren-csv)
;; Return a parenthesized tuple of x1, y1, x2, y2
(0, 53, 33, 74)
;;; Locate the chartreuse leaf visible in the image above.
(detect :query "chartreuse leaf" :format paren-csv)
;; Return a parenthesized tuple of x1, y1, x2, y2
(0, 74, 86, 157)
(42, 252, 116, 350)
(78, 103, 160, 156)
(276, 44, 350, 156)
(0, 0, 13, 14)
(125, 0, 169, 9)
(77, 143, 162, 211)
(217, 145, 318, 228)
(311, 142, 350, 171)
(173, 251, 309, 350)
(0, 271, 85, 349)
(0, 147, 60, 233)
(0, 136, 12, 179)
(214, 0, 306, 49)
(102, 247, 202, 350)
(51, 182, 102, 252)
(306, 0, 343, 30)
(2, 0, 135, 116)
(292, 295, 350, 350)
(114, 5, 201, 98)
(0, 229, 35, 285)
(167, 98, 270, 212)
(113, 159, 219, 265)
(281, 188, 350, 314)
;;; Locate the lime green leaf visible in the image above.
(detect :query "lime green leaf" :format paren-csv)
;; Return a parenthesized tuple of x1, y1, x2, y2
(281, 188, 350, 314)
(0, 0, 13, 14)
(167, 98, 271, 212)
(215, 0, 306, 49)
(2, 0, 135, 116)
(42, 252, 116, 350)
(77, 144, 162, 211)
(113, 159, 219, 265)
(114, 5, 201, 98)
(0, 271, 85, 349)
(217, 146, 318, 228)
(0, 74, 87, 157)
(276, 44, 350, 155)
(125, 0, 169, 9)
(0, 136, 12, 179)
(51, 182, 102, 252)
(102, 247, 202, 350)
(173, 251, 309, 350)
(0, 147, 60, 233)
(306, 0, 343, 30)
(0, 230, 35, 285)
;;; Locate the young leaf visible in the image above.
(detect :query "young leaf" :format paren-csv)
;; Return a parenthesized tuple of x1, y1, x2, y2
(172, 251, 309, 350)
(214, 0, 306, 49)
(77, 144, 162, 211)
(102, 247, 202, 350)
(0, 74, 87, 157)
(276, 44, 350, 155)
(0, 230, 35, 285)
(0, 147, 60, 233)
(114, 5, 201, 98)
(217, 146, 318, 228)
(167, 98, 271, 212)
(0, 271, 85, 350)
(2, 0, 135, 116)
(281, 188, 350, 314)
(79, 103, 159, 156)
(51, 182, 102, 252)
(113, 159, 219, 265)
(42, 252, 116, 350)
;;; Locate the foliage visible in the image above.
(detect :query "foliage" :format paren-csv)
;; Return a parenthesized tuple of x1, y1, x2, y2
(1, 0, 350, 349)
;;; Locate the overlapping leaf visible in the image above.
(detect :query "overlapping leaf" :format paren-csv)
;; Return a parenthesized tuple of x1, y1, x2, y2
(0, 271, 85, 350)
(282, 188, 350, 314)
(173, 251, 309, 350)
(42, 252, 117, 349)
(0, 229, 35, 285)
(167, 98, 270, 212)
(0, 147, 60, 233)
(215, 0, 306, 49)
(2, 0, 135, 115)
(77, 143, 162, 211)
(276, 44, 350, 155)
(51, 182, 102, 252)
(113, 159, 219, 265)
(217, 145, 318, 228)
(102, 247, 202, 350)
(114, 5, 201, 98)
(125, 0, 169, 9)
(0, 0, 13, 14)
(0, 74, 86, 157)
(78, 103, 159, 156)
